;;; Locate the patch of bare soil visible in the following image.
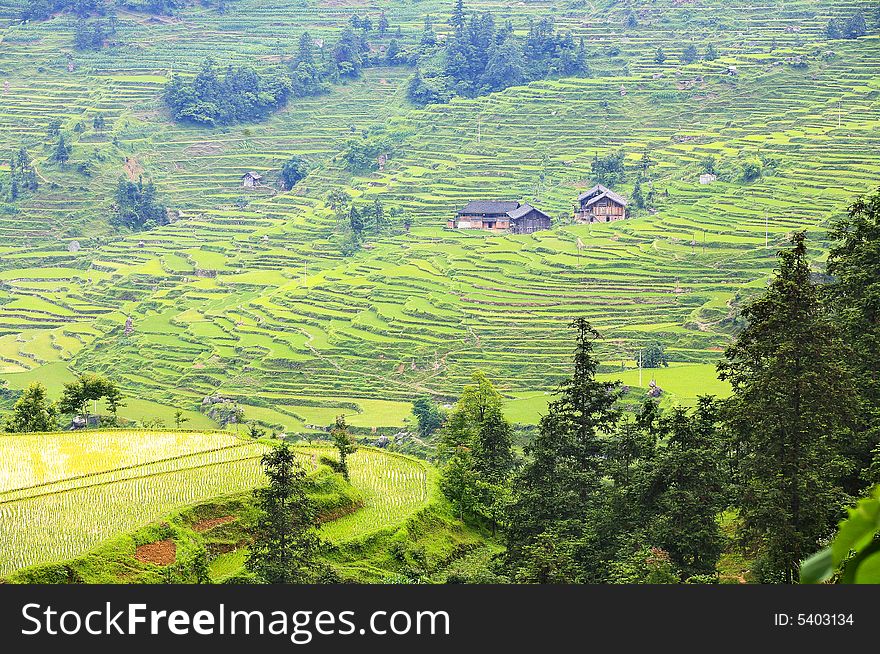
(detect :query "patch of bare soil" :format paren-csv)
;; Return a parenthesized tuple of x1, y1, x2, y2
(318, 501, 365, 524)
(135, 539, 177, 566)
(193, 516, 236, 532)
(124, 157, 144, 181)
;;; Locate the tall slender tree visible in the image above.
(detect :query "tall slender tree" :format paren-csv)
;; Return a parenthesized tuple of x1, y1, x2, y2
(246, 443, 324, 583)
(718, 231, 854, 583)
(825, 188, 880, 490)
(504, 318, 621, 582)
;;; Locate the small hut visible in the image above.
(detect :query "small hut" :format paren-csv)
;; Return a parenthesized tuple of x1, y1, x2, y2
(241, 172, 263, 187)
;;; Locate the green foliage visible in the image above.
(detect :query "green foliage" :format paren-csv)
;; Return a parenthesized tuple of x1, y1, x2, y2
(4, 148, 38, 201)
(802, 486, 880, 584)
(74, 17, 107, 50)
(718, 232, 855, 583)
(58, 373, 124, 425)
(164, 58, 292, 126)
(412, 395, 445, 438)
(245, 443, 325, 583)
(51, 134, 71, 165)
(608, 546, 680, 584)
(111, 177, 168, 231)
(504, 318, 621, 583)
(408, 12, 588, 106)
(591, 150, 627, 186)
(330, 415, 358, 480)
(3, 382, 57, 433)
(640, 341, 669, 369)
(278, 155, 309, 190)
(439, 371, 514, 530)
(826, 188, 880, 491)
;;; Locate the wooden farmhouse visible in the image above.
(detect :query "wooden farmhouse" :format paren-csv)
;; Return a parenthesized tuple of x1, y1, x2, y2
(574, 184, 628, 223)
(241, 171, 263, 187)
(448, 201, 552, 234)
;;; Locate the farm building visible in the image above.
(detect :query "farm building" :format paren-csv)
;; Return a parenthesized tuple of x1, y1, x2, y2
(241, 171, 263, 187)
(574, 185, 628, 223)
(447, 201, 552, 233)
(507, 203, 553, 234)
(700, 173, 718, 184)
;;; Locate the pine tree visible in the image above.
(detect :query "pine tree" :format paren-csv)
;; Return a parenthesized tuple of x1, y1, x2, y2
(52, 134, 71, 165)
(504, 318, 621, 582)
(450, 0, 466, 32)
(647, 398, 725, 579)
(246, 443, 324, 583)
(718, 231, 854, 583)
(825, 188, 880, 490)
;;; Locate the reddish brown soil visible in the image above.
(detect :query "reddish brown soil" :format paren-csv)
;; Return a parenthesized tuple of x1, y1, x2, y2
(135, 540, 177, 566)
(193, 516, 235, 532)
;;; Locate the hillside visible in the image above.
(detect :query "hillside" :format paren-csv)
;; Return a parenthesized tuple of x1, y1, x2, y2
(0, 0, 878, 436)
(1, 429, 482, 580)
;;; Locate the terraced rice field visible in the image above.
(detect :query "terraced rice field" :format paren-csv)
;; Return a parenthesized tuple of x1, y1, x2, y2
(0, 0, 878, 428)
(0, 430, 430, 575)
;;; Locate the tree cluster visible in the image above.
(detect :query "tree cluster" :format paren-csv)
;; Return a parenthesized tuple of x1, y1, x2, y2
(408, 3, 589, 106)
(826, 12, 868, 40)
(111, 176, 168, 231)
(4, 148, 38, 202)
(164, 59, 292, 126)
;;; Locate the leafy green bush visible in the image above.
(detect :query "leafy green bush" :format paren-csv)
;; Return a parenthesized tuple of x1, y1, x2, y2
(801, 486, 880, 583)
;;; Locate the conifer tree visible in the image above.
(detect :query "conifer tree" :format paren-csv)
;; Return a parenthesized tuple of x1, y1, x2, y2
(718, 231, 853, 583)
(504, 318, 621, 582)
(246, 443, 324, 583)
(825, 188, 880, 489)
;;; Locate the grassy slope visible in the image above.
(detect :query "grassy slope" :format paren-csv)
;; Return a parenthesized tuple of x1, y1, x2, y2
(5, 459, 489, 584)
(0, 0, 877, 431)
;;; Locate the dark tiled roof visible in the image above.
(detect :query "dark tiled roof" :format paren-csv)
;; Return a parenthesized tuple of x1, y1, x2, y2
(507, 203, 551, 220)
(577, 184, 627, 206)
(459, 200, 521, 215)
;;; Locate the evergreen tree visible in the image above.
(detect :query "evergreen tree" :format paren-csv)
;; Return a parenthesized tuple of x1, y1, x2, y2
(386, 39, 401, 64)
(52, 134, 71, 165)
(4, 382, 57, 433)
(378, 10, 389, 35)
(112, 177, 168, 231)
(631, 179, 645, 210)
(826, 18, 843, 40)
(279, 155, 309, 189)
(439, 372, 515, 526)
(640, 341, 668, 368)
(246, 443, 324, 583)
(680, 44, 698, 64)
(504, 318, 621, 582)
(718, 231, 854, 583)
(654, 47, 666, 65)
(330, 415, 358, 480)
(420, 14, 437, 47)
(450, 0, 465, 32)
(704, 44, 718, 61)
(843, 12, 867, 39)
(825, 188, 880, 490)
(647, 398, 725, 578)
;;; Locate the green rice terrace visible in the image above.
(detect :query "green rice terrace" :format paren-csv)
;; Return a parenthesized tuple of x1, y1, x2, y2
(0, 429, 456, 581)
(0, 0, 878, 580)
(0, 0, 877, 431)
